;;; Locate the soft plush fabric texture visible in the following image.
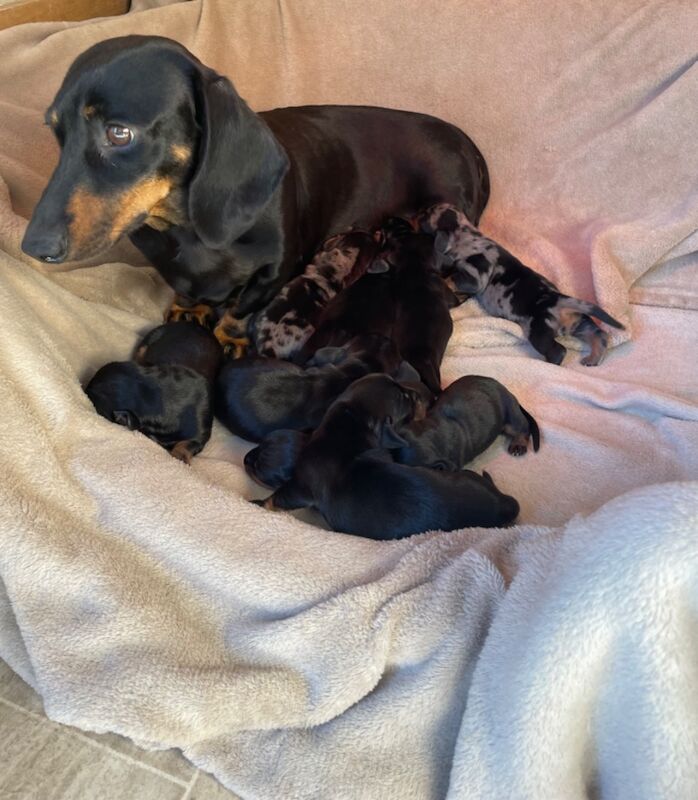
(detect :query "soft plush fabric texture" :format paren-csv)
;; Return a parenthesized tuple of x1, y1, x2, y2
(0, 1, 696, 798)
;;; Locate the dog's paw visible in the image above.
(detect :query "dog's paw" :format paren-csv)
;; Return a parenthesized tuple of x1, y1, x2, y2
(166, 301, 214, 328)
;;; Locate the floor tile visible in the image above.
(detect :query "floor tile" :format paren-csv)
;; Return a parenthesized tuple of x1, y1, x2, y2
(0, 658, 195, 784)
(0, 701, 183, 800)
(189, 769, 243, 800)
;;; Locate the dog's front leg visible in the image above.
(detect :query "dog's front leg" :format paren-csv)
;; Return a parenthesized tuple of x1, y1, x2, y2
(214, 305, 251, 359)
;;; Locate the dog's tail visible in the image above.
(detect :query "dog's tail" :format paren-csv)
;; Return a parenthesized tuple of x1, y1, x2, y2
(558, 297, 625, 329)
(520, 406, 541, 452)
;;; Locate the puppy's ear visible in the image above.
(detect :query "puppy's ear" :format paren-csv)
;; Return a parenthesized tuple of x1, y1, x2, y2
(306, 346, 348, 367)
(112, 409, 140, 430)
(189, 72, 289, 249)
(393, 360, 421, 384)
(380, 416, 409, 449)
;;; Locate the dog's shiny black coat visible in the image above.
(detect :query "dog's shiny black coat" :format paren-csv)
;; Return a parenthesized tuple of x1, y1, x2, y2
(22, 36, 489, 318)
(263, 375, 520, 538)
(214, 334, 403, 442)
(395, 375, 540, 470)
(85, 321, 222, 462)
(244, 429, 310, 490)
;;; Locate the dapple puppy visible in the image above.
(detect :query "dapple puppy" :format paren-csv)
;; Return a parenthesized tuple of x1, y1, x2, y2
(395, 375, 540, 470)
(257, 374, 520, 539)
(419, 203, 624, 365)
(248, 229, 381, 359)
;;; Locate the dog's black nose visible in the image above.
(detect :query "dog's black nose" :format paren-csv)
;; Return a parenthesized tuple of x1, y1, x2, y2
(21, 225, 67, 263)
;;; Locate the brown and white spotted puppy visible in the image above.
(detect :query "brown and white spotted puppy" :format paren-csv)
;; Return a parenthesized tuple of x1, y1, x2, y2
(419, 203, 625, 366)
(247, 229, 382, 359)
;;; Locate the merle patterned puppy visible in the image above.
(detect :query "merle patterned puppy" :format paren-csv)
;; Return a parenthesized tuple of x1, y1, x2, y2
(247, 230, 382, 359)
(394, 375, 539, 471)
(419, 203, 625, 366)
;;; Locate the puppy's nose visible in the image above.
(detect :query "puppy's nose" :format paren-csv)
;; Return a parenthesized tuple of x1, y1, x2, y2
(21, 224, 67, 263)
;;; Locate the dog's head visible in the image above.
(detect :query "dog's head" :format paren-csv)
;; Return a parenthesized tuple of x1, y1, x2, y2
(22, 36, 288, 265)
(332, 373, 424, 449)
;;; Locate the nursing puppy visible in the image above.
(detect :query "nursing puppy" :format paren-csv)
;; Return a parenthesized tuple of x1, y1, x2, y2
(395, 375, 540, 470)
(85, 322, 222, 463)
(420, 203, 624, 366)
(379, 217, 458, 394)
(258, 375, 520, 539)
(300, 219, 457, 393)
(298, 267, 395, 360)
(215, 334, 402, 442)
(248, 230, 381, 359)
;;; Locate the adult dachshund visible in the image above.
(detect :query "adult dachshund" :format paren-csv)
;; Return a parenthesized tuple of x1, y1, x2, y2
(21, 35, 489, 345)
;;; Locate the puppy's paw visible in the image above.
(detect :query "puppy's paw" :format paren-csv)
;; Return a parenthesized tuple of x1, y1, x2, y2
(507, 433, 530, 456)
(170, 441, 194, 465)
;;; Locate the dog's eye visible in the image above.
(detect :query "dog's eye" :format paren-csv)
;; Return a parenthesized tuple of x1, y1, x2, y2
(105, 124, 133, 147)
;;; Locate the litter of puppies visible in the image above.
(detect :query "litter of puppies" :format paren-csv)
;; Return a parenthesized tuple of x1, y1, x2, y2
(84, 204, 624, 538)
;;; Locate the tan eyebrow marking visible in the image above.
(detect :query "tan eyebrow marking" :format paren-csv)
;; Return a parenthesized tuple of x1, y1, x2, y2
(82, 105, 96, 120)
(170, 144, 192, 163)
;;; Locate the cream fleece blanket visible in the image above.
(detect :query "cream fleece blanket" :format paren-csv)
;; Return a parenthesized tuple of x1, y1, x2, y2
(1, 1, 697, 798)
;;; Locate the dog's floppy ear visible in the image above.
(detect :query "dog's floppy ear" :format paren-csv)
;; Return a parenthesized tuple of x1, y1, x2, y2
(380, 416, 408, 449)
(112, 409, 140, 430)
(189, 71, 289, 249)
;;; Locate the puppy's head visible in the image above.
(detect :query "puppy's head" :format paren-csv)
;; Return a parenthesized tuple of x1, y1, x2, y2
(22, 35, 287, 280)
(84, 361, 160, 432)
(333, 374, 421, 449)
(417, 203, 470, 235)
(244, 429, 309, 490)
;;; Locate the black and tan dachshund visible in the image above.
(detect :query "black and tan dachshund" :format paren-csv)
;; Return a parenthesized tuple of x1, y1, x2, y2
(85, 322, 222, 463)
(257, 375, 520, 539)
(395, 375, 540, 471)
(21, 35, 489, 350)
(215, 334, 404, 442)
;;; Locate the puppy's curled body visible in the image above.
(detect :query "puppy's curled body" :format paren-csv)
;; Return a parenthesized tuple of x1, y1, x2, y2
(395, 375, 540, 469)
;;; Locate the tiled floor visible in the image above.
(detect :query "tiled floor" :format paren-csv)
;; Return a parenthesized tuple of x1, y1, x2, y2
(0, 659, 241, 800)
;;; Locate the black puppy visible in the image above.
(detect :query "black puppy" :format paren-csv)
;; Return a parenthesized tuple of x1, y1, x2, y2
(244, 429, 310, 490)
(85, 322, 222, 463)
(395, 375, 540, 470)
(134, 320, 223, 381)
(299, 220, 457, 394)
(215, 334, 403, 442)
(258, 375, 520, 539)
(379, 218, 458, 394)
(420, 204, 625, 365)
